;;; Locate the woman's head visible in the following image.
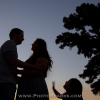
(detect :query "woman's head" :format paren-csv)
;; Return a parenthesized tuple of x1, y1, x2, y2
(64, 78, 83, 94)
(31, 38, 47, 53)
(29, 38, 53, 78)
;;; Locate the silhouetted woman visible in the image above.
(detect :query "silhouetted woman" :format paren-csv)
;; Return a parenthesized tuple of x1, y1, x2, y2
(11, 38, 53, 100)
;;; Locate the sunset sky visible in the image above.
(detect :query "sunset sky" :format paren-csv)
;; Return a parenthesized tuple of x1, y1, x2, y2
(0, 0, 100, 100)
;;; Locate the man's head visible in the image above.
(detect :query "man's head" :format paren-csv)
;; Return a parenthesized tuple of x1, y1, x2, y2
(9, 28, 24, 45)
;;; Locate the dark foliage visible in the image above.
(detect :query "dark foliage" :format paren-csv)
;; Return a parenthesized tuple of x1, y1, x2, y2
(55, 3, 100, 95)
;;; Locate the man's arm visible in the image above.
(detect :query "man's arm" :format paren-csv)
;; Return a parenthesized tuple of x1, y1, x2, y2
(9, 58, 43, 70)
(9, 57, 48, 75)
(9, 67, 42, 75)
(9, 56, 48, 71)
(3, 40, 44, 70)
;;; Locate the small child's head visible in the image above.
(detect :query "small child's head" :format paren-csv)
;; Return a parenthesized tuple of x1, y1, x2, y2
(63, 78, 83, 94)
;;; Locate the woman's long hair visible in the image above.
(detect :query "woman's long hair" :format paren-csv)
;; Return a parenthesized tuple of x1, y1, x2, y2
(26, 38, 53, 78)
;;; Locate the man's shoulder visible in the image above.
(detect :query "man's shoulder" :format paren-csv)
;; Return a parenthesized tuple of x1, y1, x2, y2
(1, 40, 17, 52)
(3, 40, 16, 46)
(5, 40, 15, 43)
(1, 40, 16, 50)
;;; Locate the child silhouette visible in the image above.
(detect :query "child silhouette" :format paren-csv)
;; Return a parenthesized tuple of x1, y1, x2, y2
(52, 78, 83, 100)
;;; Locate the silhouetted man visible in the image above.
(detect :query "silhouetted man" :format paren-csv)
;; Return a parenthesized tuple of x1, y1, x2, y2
(0, 28, 41, 100)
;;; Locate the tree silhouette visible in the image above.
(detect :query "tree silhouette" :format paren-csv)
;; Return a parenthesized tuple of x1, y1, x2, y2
(55, 3, 100, 95)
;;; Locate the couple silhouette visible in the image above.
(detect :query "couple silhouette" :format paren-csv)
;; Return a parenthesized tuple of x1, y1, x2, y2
(0, 28, 83, 100)
(0, 28, 52, 100)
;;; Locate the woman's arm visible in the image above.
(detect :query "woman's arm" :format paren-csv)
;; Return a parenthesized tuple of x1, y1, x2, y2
(21, 57, 48, 75)
(9, 57, 48, 75)
(34, 57, 48, 73)
(9, 58, 44, 71)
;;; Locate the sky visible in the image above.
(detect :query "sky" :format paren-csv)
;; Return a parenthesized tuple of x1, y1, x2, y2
(0, 0, 100, 100)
